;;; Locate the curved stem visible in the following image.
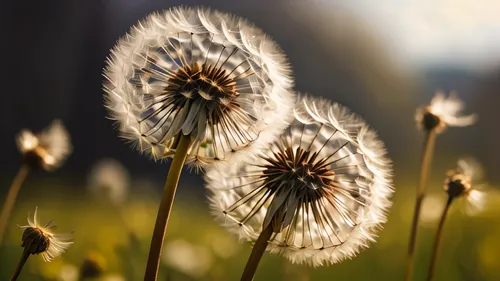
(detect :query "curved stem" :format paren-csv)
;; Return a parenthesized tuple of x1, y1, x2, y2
(405, 130, 437, 281)
(241, 224, 274, 281)
(10, 246, 31, 281)
(426, 196, 453, 281)
(144, 134, 191, 281)
(0, 165, 30, 246)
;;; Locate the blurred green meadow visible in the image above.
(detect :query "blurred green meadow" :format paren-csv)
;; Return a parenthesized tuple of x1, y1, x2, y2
(0, 174, 499, 281)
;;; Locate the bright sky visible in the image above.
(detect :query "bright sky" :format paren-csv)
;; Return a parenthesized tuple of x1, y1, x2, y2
(333, 0, 500, 71)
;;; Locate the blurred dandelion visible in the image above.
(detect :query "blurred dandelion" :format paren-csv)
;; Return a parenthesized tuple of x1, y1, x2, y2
(206, 96, 393, 280)
(426, 158, 486, 281)
(405, 91, 477, 281)
(88, 158, 130, 205)
(79, 252, 106, 279)
(162, 239, 214, 278)
(10, 208, 73, 281)
(58, 264, 79, 281)
(103, 6, 295, 280)
(0, 120, 72, 246)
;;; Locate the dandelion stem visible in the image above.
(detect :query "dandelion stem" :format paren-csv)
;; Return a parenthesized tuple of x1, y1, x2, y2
(10, 246, 31, 281)
(144, 134, 191, 281)
(426, 196, 453, 281)
(405, 130, 437, 281)
(0, 165, 30, 246)
(241, 223, 274, 281)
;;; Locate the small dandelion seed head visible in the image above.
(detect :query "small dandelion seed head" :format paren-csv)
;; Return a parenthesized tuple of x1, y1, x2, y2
(16, 120, 72, 171)
(87, 158, 130, 205)
(206, 95, 394, 266)
(103, 6, 295, 169)
(415, 91, 477, 133)
(444, 158, 486, 215)
(19, 208, 74, 262)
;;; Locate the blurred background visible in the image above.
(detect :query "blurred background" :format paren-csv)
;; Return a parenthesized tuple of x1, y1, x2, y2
(1, 0, 499, 280)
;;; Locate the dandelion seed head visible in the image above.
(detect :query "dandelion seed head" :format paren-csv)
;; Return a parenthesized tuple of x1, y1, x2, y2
(19, 208, 73, 262)
(16, 120, 72, 171)
(444, 158, 486, 215)
(103, 6, 295, 168)
(415, 91, 477, 133)
(206, 95, 393, 266)
(87, 158, 130, 205)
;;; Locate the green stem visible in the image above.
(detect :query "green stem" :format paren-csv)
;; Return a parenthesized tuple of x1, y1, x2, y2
(426, 196, 453, 281)
(241, 223, 274, 281)
(405, 130, 437, 281)
(10, 246, 31, 281)
(0, 165, 30, 246)
(144, 134, 191, 281)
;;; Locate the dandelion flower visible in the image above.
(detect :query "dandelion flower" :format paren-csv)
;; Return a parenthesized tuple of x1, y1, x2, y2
(206, 95, 394, 267)
(103, 6, 295, 167)
(415, 91, 477, 133)
(16, 120, 72, 171)
(87, 158, 130, 205)
(19, 208, 74, 262)
(444, 158, 486, 215)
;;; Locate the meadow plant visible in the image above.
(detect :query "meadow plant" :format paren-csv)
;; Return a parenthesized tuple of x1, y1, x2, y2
(0, 120, 72, 246)
(103, 6, 295, 280)
(206, 96, 393, 280)
(405, 91, 477, 281)
(10, 208, 73, 281)
(426, 158, 486, 281)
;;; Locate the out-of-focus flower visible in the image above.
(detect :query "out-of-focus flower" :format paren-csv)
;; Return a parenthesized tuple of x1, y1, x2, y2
(79, 252, 106, 279)
(162, 239, 213, 278)
(444, 158, 486, 215)
(58, 264, 78, 281)
(87, 158, 130, 205)
(206, 95, 394, 266)
(103, 6, 295, 168)
(19, 208, 73, 262)
(415, 91, 477, 133)
(16, 120, 72, 171)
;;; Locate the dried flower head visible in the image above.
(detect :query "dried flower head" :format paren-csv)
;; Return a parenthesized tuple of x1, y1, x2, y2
(87, 158, 130, 205)
(415, 91, 477, 133)
(444, 158, 486, 215)
(103, 6, 295, 167)
(206, 96, 393, 266)
(19, 208, 73, 262)
(16, 120, 72, 171)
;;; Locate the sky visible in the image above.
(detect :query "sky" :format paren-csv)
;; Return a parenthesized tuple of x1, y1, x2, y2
(325, 0, 500, 71)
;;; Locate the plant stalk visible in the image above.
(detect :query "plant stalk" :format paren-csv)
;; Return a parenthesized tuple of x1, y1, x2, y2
(404, 130, 437, 281)
(10, 246, 31, 281)
(241, 223, 274, 281)
(0, 165, 30, 246)
(426, 196, 453, 281)
(144, 134, 191, 281)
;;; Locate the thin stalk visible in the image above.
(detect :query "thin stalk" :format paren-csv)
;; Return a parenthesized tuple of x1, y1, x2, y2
(426, 196, 453, 281)
(10, 246, 31, 281)
(241, 224, 274, 281)
(405, 130, 437, 281)
(0, 165, 30, 246)
(144, 134, 191, 281)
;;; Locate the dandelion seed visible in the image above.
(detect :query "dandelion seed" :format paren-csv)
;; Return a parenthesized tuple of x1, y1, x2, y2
(103, 6, 295, 167)
(16, 120, 72, 171)
(87, 158, 130, 205)
(415, 91, 477, 133)
(10, 208, 73, 281)
(206, 95, 394, 268)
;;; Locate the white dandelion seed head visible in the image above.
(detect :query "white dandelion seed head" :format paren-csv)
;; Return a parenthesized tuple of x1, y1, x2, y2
(206, 95, 394, 267)
(103, 6, 295, 168)
(19, 208, 74, 262)
(87, 158, 130, 205)
(444, 158, 486, 215)
(15, 120, 72, 171)
(415, 91, 477, 133)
